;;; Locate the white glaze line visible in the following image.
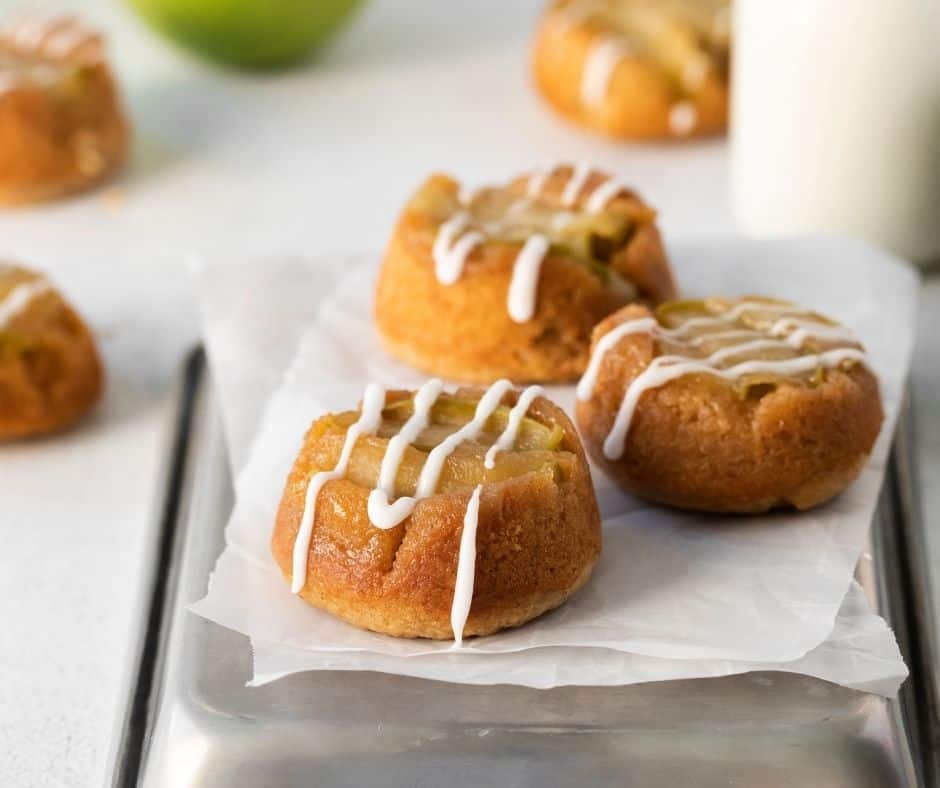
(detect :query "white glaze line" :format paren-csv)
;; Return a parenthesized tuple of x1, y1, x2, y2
(362, 379, 516, 532)
(457, 184, 478, 206)
(526, 166, 554, 199)
(450, 484, 483, 645)
(681, 53, 709, 92)
(585, 178, 627, 213)
(526, 163, 631, 216)
(581, 37, 632, 106)
(770, 318, 859, 347)
(433, 211, 483, 285)
(3, 15, 95, 59)
(576, 317, 658, 400)
(8, 16, 52, 50)
(437, 166, 641, 318)
(291, 384, 386, 593)
(705, 338, 795, 365)
(507, 234, 550, 323)
(560, 163, 592, 207)
(602, 348, 867, 460)
(577, 307, 859, 400)
(484, 386, 545, 469)
(43, 24, 90, 59)
(367, 379, 444, 529)
(416, 380, 515, 499)
(507, 198, 531, 216)
(672, 301, 808, 335)
(0, 279, 51, 327)
(668, 100, 698, 137)
(687, 329, 762, 346)
(550, 211, 575, 232)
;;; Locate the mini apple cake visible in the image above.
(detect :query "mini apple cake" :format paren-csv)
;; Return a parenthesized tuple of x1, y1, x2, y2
(0, 14, 130, 204)
(532, 0, 731, 140)
(272, 380, 602, 641)
(0, 263, 103, 439)
(575, 297, 884, 512)
(375, 164, 677, 383)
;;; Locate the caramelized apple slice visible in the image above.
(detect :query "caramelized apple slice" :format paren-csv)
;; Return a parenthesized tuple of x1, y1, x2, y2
(381, 395, 565, 452)
(650, 296, 862, 393)
(306, 425, 571, 498)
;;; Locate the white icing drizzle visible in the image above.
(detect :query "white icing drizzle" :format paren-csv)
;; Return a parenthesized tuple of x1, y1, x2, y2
(2, 15, 96, 60)
(671, 300, 803, 335)
(526, 167, 553, 199)
(0, 278, 51, 327)
(367, 379, 444, 529)
(416, 380, 514, 498)
(769, 318, 859, 347)
(669, 100, 698, 136)
(581, 37, 632, 106)
(575, 303, 867, 461)
(560, 162, 593, 207)
(526, 163, 631, 215)
(551, 211, 576, 232)
(450, 484, 483, 646)
(585, 178, 628, 213)
(433, 211, 483, 286)
(12, 20, 46, 50)
(293, 379, 546, 640)
(601, 347, 866, 460)
(365, 378, 515, 530)
(681, 54, 709, 92)
(527, 162, 601, 207)
(43, 25, 90, 59)
(290, 384, 386, 594)
(687, 329, 761, 346)
(507, 234, 550, 323)
(484, 385, 545, 469)
(433, 165, 641, 321)
(457, 184, 477, 205)
(576, 317, 658, 400)
(705, 338, 792, 365)
(507, 198, 531, 216)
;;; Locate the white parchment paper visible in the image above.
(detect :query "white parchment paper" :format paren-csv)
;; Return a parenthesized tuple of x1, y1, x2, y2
(190, 237, 917, 692)
(249, 580, 904, 695)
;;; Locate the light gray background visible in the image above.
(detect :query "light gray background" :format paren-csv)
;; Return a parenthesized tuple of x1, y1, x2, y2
(0, 1, 936, 786)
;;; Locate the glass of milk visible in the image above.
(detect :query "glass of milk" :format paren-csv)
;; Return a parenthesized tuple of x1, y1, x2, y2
(731, 0, 940, 267)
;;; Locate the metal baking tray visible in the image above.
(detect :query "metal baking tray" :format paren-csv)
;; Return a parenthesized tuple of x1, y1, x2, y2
(106, 348, 939, 787)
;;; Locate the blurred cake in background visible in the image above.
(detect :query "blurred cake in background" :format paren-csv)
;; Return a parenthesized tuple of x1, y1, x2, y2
(0, 14, 130, 205)
(0, 263, 103, 439)
(532, 0, 730, 140)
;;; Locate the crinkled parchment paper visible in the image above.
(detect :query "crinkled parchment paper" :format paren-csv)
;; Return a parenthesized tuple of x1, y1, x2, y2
(190, 237, 917, 693)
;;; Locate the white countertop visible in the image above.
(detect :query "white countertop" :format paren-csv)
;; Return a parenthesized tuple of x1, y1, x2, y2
(0, 1, 933, 786)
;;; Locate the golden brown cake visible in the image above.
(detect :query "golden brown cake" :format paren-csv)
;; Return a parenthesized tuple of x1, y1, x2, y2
(532, 0, 731, 140)
(374, 165, 677, 384)
(0, 264, 104, 439)
(0, 14, 130, 205)
(271, 381, 602, 641)
(575, 297, 884, 513)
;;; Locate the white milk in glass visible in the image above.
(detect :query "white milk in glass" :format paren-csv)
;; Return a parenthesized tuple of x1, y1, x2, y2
(731, 0, 940, 265)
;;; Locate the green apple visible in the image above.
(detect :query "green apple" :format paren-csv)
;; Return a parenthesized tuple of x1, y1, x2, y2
(126, 0, 364, 68)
